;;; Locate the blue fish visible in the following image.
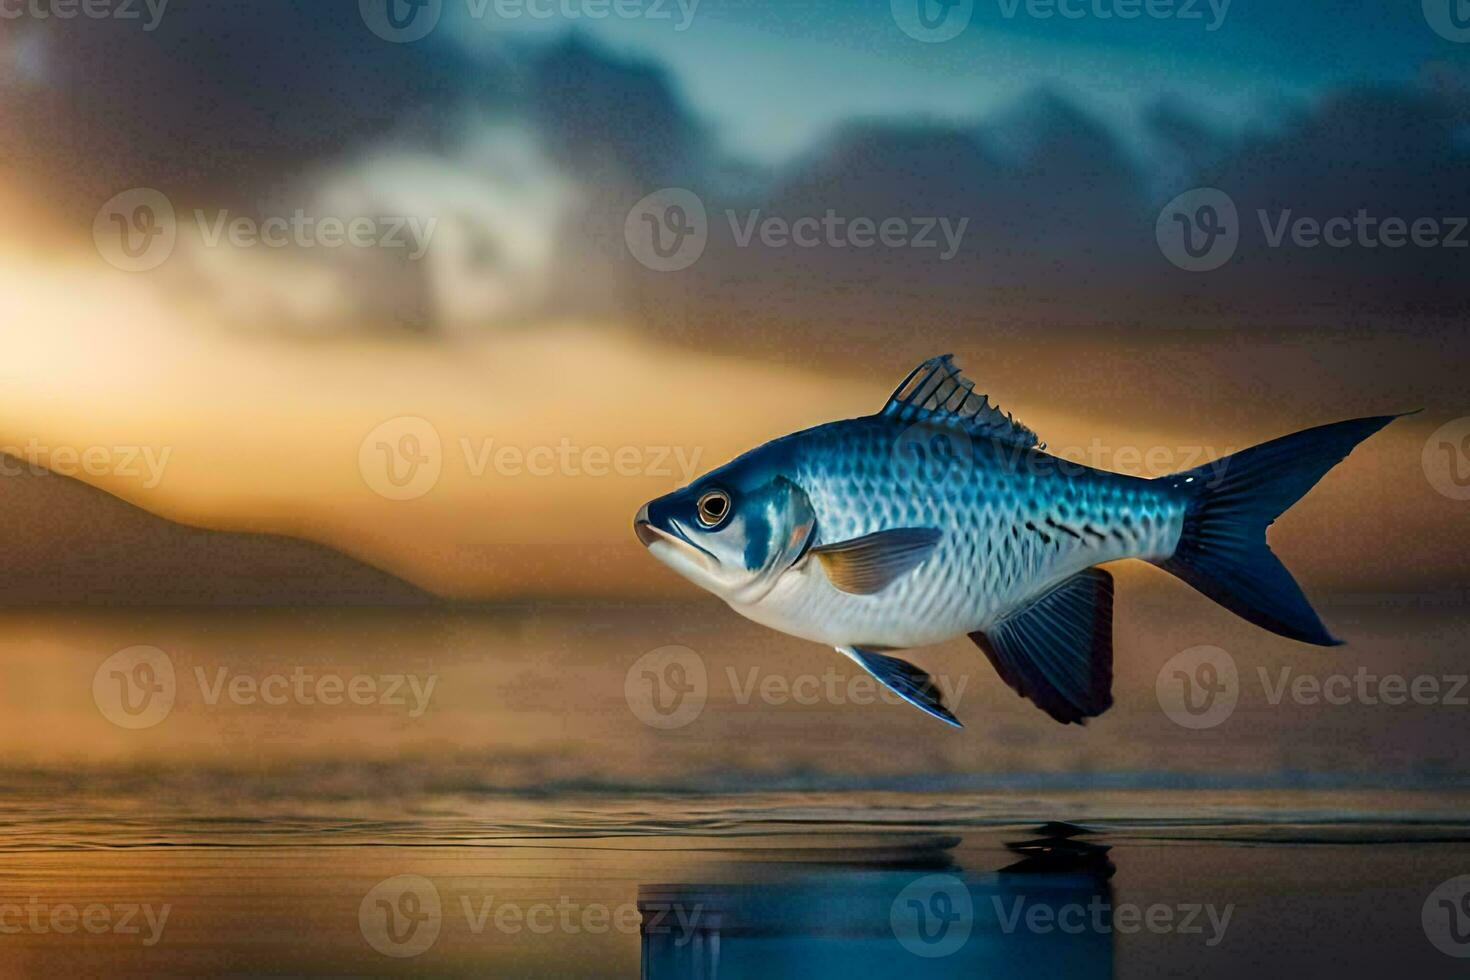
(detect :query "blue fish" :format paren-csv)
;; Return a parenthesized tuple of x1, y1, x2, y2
(634, 355, 1402, 726)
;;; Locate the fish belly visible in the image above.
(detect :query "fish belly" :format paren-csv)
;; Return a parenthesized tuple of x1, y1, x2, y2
(737, 427, 1187, 649)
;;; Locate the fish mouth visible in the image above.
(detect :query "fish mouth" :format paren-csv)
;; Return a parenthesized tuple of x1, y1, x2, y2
(634, 505, 717, 572)
(634, 512, 663, 548)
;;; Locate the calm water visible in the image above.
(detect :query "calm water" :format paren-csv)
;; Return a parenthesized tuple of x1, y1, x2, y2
(0, 600, 1466, 975)
(0, 791, 1467, 977)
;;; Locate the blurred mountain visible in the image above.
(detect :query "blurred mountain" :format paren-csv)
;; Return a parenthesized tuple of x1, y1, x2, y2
(0, 457, 434, 606)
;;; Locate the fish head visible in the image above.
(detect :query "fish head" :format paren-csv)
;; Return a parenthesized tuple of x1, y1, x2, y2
(634, 452, 816, 604)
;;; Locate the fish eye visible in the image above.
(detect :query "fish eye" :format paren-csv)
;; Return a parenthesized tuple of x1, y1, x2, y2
(695, 489, 731, 528)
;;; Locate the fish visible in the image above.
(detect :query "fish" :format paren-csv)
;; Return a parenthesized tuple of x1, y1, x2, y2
(633, 354, 1404, 727)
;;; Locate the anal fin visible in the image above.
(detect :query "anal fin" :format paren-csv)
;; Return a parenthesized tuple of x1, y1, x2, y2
(969, 568, 1114, 725)
(837, 646, 962, 728)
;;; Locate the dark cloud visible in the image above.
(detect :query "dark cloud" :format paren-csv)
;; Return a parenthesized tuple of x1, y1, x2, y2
(4, 16, 1467, 354)
(1, 3, 509, 218)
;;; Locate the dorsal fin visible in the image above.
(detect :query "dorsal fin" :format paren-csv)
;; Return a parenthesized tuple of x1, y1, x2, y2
(880, 354, 1041, 450)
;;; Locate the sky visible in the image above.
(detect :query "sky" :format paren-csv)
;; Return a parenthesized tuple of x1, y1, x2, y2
(0, 0, 1465, 601)
(443, 0, 1452, 161)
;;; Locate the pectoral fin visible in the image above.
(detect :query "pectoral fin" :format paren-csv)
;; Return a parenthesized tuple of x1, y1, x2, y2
(969, 568, 1115, 725)
(838, 646, 962, 728)
(812, 528, 942, 595)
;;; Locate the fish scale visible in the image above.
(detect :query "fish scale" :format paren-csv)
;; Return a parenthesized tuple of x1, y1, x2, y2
(762, 416, 1185, 649)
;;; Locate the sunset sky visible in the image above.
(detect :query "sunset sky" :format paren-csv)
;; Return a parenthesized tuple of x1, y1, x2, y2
(0, 2, 1465, 601)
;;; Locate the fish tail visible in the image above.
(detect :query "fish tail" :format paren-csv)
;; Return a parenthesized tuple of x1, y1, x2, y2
(1151, 414, 1407, 646)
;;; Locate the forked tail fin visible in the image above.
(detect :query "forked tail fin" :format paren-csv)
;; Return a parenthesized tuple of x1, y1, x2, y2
(1152, 414, 1404, 646)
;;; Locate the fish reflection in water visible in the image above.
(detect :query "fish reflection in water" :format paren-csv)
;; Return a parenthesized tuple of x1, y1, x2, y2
(640, 824, 1115, 979)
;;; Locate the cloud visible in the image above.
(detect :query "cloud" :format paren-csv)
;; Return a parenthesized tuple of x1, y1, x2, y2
(4, 18, 1468, 349)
